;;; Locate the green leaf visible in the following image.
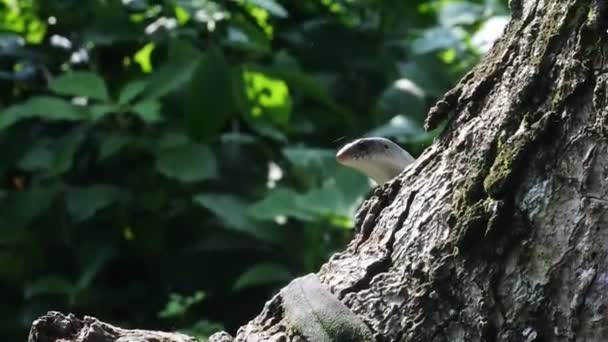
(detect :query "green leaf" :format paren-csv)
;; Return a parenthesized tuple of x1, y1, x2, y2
(375, 78, 426, 122)
(412, 27, 465, 55)
(57, 130, 87, 176)
(398, 57, 454, 97)
(77, 247, 114, 290)
(193, 194, 253, 232)
(159, 291, 206, 319)
(158, 132, 190, 148)
(283, 147, 334, 170)
(89, 104, 118, 120)
(24, 276, 76, 299)
(18, 141, 54, 171)
(24, 128, 87, 177)
(0, 96, 88, 130)
(233, 262, 292, 291)
(245, 116, 288, 142)
(245, 0, 288, 18)
(243, 69, 291, 125)
(277, 70, 345, 115)
(366, 115, 425, 139)
(194, 193, 285, 243)
(143, 61, 198, 99)
(118, 79, 148, 105)
(248, 187, 316, 221)
(66, 185, 125, 222)
(98, 133, 130, 160)
(0, 187, 58, 230)
(224, 23, 271, 56)
(439, 2, 483, 27)
(156, 143, 217, 182)
(134, 42, 155, 73)
(131, 100, 162, 123)
(185, 48, 233, 141)
(295, 187, 344, 216)
(84, 1, 139, 44)
(180, 320, 224, 340)
(168, 38, 201, 64)
(48, 71, 110, 101)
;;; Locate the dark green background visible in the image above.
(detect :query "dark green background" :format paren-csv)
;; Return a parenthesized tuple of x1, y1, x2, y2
(0, 0, 508, 340)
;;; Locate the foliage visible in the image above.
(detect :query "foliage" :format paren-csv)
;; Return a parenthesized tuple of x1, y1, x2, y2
(0, 0, 508, 339)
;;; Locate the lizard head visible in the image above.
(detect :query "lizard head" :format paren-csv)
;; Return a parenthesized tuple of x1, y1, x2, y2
(336, 137, 415, 184)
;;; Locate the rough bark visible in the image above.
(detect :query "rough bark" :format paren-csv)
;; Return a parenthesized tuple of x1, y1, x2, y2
(28, 0, 608, 341)
(213, 0, 608, 341)
(27, 311, 199, 342)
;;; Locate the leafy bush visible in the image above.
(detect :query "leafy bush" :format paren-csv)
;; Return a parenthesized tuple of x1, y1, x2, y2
(0, 0, 508, 340)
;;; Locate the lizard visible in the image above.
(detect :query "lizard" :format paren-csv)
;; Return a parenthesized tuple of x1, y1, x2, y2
(336, 137, 415, 184)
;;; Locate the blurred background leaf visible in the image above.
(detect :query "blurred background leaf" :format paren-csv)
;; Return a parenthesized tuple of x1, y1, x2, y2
(0, 0, 509, 339)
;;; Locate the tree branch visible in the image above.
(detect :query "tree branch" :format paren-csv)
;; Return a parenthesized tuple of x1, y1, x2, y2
(28, 311, 197, 342)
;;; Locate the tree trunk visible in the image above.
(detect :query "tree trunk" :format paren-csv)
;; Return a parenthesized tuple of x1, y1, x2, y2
(210, 0, 608, 341)
(28, 0, 608, 341)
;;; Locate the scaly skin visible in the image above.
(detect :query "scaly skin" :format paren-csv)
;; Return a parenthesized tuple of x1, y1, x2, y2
(336, 137, 415, 184)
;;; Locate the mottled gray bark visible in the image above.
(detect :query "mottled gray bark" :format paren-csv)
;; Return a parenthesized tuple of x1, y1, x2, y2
(217, 0, 608, 341)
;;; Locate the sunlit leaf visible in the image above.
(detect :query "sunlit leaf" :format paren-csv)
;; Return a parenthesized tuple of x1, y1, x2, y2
(174, 5, 190, 24)
(243, 69, 291, 125)
(244, 0, 288, 18)
(134, 43, 155, 73)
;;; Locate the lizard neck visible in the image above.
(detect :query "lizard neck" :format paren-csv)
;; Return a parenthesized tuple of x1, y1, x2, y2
(355, 156, 412, 184)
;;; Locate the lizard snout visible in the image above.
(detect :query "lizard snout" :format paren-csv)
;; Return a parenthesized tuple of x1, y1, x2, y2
(336, 149, 349, 164)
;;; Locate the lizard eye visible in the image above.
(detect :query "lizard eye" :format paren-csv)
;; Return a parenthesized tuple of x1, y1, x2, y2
(383, 144, 388, 149)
